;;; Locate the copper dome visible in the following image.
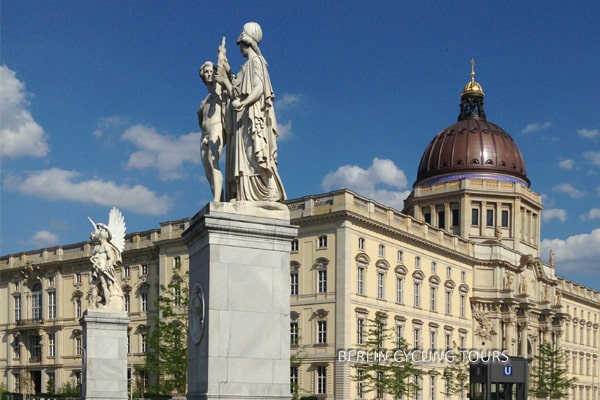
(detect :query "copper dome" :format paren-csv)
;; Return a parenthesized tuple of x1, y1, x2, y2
(415, 64, 529, 187)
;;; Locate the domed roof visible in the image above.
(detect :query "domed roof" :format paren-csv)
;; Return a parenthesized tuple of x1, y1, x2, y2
(415, 61, 529, 187)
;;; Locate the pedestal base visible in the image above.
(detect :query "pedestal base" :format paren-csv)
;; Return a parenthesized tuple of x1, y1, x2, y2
(81, 309, 129, 400)
(183, 202, 298, 400)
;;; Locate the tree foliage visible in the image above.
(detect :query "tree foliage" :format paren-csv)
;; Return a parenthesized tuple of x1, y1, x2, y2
(353, 313, 423, 399)
(144, 262, 189, 396)
(529, 341, 576, 399)
(442, 341, 469, 399)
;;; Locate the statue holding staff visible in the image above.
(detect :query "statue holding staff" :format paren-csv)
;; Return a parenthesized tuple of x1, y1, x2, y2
(214, 22, 286, 202)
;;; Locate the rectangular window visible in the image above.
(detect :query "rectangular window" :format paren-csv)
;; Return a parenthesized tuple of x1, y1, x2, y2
(378, 244, 385, 257)
(424, 213, 431, 224)
(413, 328, 421, 349)
(396, 277, 404, 304)
(414, 282, 421, 308)
(75, 273, 82, 285)
(291, 366, 298, 395)
(460, 294, 466, 318)
(357, 369, 365, 399)
(29, 335, 42, 362)
(430, 286, 437, 312)
(357, 317, 365, 345)
(173, 284, 181, 306)
(397, 250, 404, 263)
(318, 270, 327, 293)
(377, 272, 385, 299)
(317, 235, 327, 249)
(141, 293, 148, 311)
(358, 237, 365, 250)
(291, 239, 299, 252)
(501, 209, 509, 227)
(396, 325, 404, 348)
(415, 256, 421, 269)
(445, 290, 452, 315)
(48, 291, 56, 320)
(357, 267, 364, 295)
(452, 209, 460, 226)
(486, 209, 494, 227)
(430, 376, 436, 400)
(471, 208, 479, 225)
(445, 333, 451, 349)
(430, 330, 437, 349)
(290, 322, 299, 345)
(75, 337, 82, 356)
(32, 291, 42, 320)
(76, 299, 82, 318)
(14, 295, 21, 322)
(48, 333, 55, 357)
(141, 263, 149, 275)
(461, 271, 466, 283)
(317, 366, 327, 394)
(173, 256, 181, 267)
(290, 272, 299, 295)
(14, 335, 20, 359)
(123, 265, 130, 278)
(141, 334, 147, 353)
(431, 262, 437, 274)
(127, 334, 131, 354)
(446, 266, 452, 278)
(317, 321, 327, 344)
(438, 210, 445, 229)
(125, 294, 130, 313)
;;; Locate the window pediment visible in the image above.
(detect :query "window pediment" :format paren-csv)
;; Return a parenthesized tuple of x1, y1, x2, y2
(412, 270, 425, 281)
(395, 265, 408, 276)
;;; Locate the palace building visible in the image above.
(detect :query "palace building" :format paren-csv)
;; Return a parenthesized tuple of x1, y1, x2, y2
(1, 70, 599, 399)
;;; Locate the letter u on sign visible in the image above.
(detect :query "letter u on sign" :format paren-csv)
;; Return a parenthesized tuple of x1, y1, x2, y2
(503, 365, 513, 376)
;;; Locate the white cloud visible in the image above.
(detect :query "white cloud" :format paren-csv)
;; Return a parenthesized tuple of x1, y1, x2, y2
(30, 231, 60, 249)
(553, 183, 585, 198)
(321, 158, 410, 210)
(122, 125, 201, 180)
(577, 128, 599, 139)
(275, 93, 301, 110)
(541, 229, 600, 274)
(558, 159, 574, 170)
(521, 121, 551, 134)
(583, 151, 600, 166)
(93, 115, 128, 138)
(580, 208, 600, 221)
(542, 208, 567, 223)
(0, 65, 49, 158)
(277, 120, 293, 140)
(6, 168, 172, 215)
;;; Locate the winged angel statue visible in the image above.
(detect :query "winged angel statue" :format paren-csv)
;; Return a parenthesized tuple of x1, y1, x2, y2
(87, 207, 126, 311)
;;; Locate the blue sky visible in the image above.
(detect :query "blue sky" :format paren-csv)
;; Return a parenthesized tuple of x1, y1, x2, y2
(2, 1, 600, 290)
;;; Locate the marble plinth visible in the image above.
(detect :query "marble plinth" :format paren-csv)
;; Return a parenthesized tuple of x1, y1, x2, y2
(183, 202, 298, 400)
(80, 309, 129, 400)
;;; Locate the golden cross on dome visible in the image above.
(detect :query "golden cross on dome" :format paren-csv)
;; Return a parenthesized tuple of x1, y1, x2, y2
(470, 58, 476, 82)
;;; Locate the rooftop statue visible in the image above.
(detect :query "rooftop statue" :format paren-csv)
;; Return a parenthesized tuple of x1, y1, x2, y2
(204, 21, 285, 202)
(87, 207, 126, 311)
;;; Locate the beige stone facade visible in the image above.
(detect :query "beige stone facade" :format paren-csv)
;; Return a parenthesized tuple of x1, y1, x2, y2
(1, 188, 599, 399)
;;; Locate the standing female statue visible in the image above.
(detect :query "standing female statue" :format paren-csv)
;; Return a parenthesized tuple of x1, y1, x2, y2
(216, 22, 286, 202)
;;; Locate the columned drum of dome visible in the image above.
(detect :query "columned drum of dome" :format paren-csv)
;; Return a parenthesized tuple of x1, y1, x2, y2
(414, 61, 529, 188)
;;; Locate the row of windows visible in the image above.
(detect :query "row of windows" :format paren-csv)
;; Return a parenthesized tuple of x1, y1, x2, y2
(290, 366, 466, 399)
(565, 322, 599, 347)
(420, 204, 511, 230)
(12, 332, 149, 361)
(13, 290, 150, 322)
(566, 352, 598, 376)
(290, 365, 327, 396)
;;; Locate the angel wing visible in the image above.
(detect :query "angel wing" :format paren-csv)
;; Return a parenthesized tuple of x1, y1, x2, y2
(107, 207, 126, 253)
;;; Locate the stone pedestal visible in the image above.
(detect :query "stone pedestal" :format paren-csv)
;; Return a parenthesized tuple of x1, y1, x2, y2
(183, 202, 298, 400)
(80, 309, 129, 400)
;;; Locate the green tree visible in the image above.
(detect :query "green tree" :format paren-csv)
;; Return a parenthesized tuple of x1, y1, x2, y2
(353, 313, 423, 399)
(442, 341, 469, 400)
(145, 261, 189, 396)
(529, 341, 576, 399)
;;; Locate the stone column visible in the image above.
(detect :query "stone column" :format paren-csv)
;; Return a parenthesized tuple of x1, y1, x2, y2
(183, 202, 298, 400)
(518, 323, 528, 357)
(80, 309, 129, 400)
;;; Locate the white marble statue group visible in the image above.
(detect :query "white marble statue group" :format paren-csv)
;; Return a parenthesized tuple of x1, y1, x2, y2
(199, 22, 286, 203)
